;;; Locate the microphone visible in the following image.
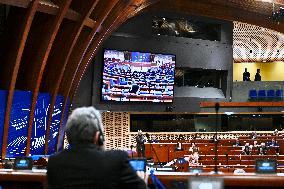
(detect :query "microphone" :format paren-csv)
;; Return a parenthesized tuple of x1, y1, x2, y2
(215, 102, 220, 112)
(145, 133, 150, 139)
(214, 102, 219, 174)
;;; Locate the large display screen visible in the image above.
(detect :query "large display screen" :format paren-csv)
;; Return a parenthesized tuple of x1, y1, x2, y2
(101, 49, 176, 102)
(7, 90, 32, 157)
(30, 93, 51, 155)
(3, 90, 67, 157)
(48, 95, 64, 154)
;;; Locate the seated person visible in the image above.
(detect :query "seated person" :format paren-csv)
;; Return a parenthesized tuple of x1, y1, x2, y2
(129, 79, 139, 94)
(253, 140, 259, 148)
(189, 143, 199, 165)
(129, 84, 139, 94)
(189, 153, 199, 165)
(211, 134, 218, 143)
(242, 143, 251, 155)
(250, 131, 257, 139)
(233, 138, 241, 147)
(47, 107, 146, 189)
(189, 143, 199, 154)
(273, 129, 279, 136)
(268, 138, 280, 155)
(268, 138, 279, 147)
(258, 142, 268, 155)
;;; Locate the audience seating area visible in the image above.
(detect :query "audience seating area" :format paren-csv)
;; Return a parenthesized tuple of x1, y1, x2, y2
(145, 135, 284, 173)
(249, 89, 283, 101)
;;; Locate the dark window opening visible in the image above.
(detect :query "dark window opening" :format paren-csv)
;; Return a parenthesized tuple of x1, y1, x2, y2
(152, 17, 221, 41)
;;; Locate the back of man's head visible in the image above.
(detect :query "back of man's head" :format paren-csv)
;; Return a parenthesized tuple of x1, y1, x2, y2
(65, 107, 104, 146)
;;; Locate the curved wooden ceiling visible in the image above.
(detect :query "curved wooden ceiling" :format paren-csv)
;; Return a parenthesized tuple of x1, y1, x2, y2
(0, 0, 284, 155)
(234, 21, 284, 63)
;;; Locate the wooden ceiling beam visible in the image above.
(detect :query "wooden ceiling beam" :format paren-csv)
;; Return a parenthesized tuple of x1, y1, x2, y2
(0, 0, 96, 28)
(24, 0, 72, 156)
(68, 0, 163, 99)
(64, 0, 284, 107)
(1, 0, 39, 159)
(57, 0, 151, 152)
(59, 0, 122, 99)
(34, 0, 100, 153)
(147, 0, 284, 33)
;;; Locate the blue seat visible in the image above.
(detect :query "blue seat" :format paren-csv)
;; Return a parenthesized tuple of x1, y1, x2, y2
(276, 89, 283, 101)
(266, 90, 275, 101)
(258, 90, 266, 100)
(119, 78, 127, 85)
(249, 89, 257, 101)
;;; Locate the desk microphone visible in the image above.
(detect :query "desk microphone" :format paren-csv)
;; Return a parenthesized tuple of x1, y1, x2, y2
(145, 133, 150, 139)
(214, 102, 220, 174)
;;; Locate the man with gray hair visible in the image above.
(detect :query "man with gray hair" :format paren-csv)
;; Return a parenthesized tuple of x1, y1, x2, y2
(47, 107, 146, 189)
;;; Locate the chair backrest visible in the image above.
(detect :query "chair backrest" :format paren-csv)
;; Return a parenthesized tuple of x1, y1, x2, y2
(276, 89, 283, 97)
(267, 90, 275, 97)
(258, 90, 266, 98)
(249, 89, 257, 98)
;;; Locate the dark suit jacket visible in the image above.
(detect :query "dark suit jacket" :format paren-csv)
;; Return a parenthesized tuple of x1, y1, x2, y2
(47, 144, 147, 189)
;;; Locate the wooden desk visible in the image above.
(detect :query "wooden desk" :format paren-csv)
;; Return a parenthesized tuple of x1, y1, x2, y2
(148, 172, 284, 188)
(0, 169, 46, 189)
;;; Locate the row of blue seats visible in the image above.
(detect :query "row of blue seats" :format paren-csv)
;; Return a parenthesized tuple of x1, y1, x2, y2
(249, 89, 283, 101)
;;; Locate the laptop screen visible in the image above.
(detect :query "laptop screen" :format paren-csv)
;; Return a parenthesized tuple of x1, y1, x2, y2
(255, 159, 277, 174)
(188, 167, 203, 174)
(129, 158, 146, 172)
(188, 177, 224, 189)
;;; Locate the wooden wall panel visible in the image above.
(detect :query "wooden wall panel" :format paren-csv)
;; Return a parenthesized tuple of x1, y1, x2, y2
(200, 101, 284, 108)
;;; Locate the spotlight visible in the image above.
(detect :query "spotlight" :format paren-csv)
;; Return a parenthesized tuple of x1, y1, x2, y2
(270, 12, 280, 22)
(279, 7, 284, 17)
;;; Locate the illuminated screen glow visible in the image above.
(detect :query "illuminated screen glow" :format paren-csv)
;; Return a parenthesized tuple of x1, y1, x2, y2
(3, 90, 67, 157)
(58, 98, 70, 151)
(7, 90, 32, 157)
(102, 49, 175, 102)
(129, 159, 146, 171)
(30, 93, 51, 155)
(48, 95, 64, 154)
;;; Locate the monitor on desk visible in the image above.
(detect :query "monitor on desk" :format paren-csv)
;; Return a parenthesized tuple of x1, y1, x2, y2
(13, 157, 33, 170)
(255, 159, 277, 174)
(188, 177, 224, 189)
(129, 158, 146, 172)
(188, 167, 203, 174)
